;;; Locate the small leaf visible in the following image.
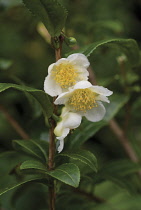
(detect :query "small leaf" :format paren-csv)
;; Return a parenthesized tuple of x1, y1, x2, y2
(0, 83, 53, 118)
(71, 38, 140, 67)
(0, 174, 44, 196)
(31, 140, 48, 162)
(23, 0, 68, 36)
(59, 150, 98, 172)
(48, 163, 80, 188)
(0, 151, 33, 175)
(20, 160, 47, 171)
(13, 140, 48, 162)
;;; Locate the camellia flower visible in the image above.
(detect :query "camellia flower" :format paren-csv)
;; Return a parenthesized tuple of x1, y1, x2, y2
(44, 53, 90, 97)
(54, 81, 113, 123)
(54, 107, 82, 153)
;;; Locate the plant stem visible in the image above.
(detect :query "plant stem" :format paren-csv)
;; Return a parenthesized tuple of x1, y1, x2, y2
(0, 105, 29, 139)
(48, 42, 62, 210)
(48, 117, 56, 210)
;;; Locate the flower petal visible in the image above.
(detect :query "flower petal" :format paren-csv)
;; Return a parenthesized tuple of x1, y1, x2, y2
(90, 86, 113, 96)
(63, 112, 82, 129)
(56, 128, 70, 141)
(55, 58, 68, 66)
(54, 121, 64, 137)
(54, 92, 72, 105)
(48, 63, 55, 74)
(96, 95, 110, 103)
(74, 81, 92, 90)
(84, 101, 106, 122)
(44, 74, 62, 97)
(68, 53, 90, 68)
(57, 139, 64, 153)
(76, 66, 89, 78)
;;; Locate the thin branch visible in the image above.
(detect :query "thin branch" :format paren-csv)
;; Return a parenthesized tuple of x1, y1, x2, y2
(0, 105, 29, 140)
(48, 39, 62, 210)
(109, 119, 139, 163)
(88, 66, 141, 172)
(88, 66, 97, 85)
(73, 188, 118, 210)
(73, 188, 105, 203)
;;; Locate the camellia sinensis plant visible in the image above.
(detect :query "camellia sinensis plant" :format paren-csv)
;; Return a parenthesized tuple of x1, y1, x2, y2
(0, 0, 141, 210)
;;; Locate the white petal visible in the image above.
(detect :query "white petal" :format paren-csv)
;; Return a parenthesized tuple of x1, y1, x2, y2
(54, 121, 64, 137)
(63, 112, 82, 129)
(57, 139, 64, 153)
(48, 63, 55, 74)
(54, 92, 71, 105)
(73, 81, 92, 90)
(55, 58, 68, 65)
(44, 74, 62, 97)
(68, 53, 90, 68)
(96, 95, 110, 103)
(76, 66, 89, 78)
(84, 101, 106, 122)
(56, 128, 70, 141)
(90, 86, 113, 96)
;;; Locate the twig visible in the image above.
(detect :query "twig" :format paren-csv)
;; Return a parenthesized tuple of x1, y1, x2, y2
(88, 66, 97, 85)
(0, 105, 29, 140)
(48, 40, 62, 210)
(73, 188, 119, 210)
(88, 66, 141, 175)
(109, 119, 139, 163)
(73, 188, 105, 203)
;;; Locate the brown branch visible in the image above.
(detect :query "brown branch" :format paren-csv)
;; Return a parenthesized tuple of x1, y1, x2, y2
(109, 119, 139, 163)
(73, 188, 105, 203)
(73, 188, 119, 210)
(48, 40, 62, 210)
(88, 66, 97, 85)
(88, 66, 141, 175)
(0, 105, 29, 140)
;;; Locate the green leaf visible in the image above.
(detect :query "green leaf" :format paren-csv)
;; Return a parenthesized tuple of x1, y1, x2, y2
(0, 174, 44, 196)
(13, 140, 48, 162)
(0, 83, 53, 118)
(59, 150, 98, 172)
(67, 94, 129, 149)
(74, 39, 140, 67)
(0, 151, 33, 175)
(31, 140, 48, 162)
(23, 0, 68, 36)
(48, 163, 80, 188)
(20, 160, 47, 171)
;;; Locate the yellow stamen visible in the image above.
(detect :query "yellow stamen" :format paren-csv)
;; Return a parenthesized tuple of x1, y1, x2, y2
(52, 63, 79, 88)
(68, 88, 97, 112)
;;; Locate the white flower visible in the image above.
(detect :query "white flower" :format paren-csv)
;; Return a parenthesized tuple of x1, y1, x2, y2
(54, 81, 113, 122)
(54, 107, 82, 153)
(44, 53, 90, 97)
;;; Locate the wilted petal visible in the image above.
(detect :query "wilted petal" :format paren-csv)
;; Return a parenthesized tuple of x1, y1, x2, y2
(57, 139, 64, 153)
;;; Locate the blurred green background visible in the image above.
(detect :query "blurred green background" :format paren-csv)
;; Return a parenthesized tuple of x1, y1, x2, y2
(0, 0, 141, 209)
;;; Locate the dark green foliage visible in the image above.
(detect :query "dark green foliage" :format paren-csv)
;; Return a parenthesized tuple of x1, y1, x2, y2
(0, 0, 141, 209)
(0, 83, 53, 118)
(22, 0, 68, 36)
